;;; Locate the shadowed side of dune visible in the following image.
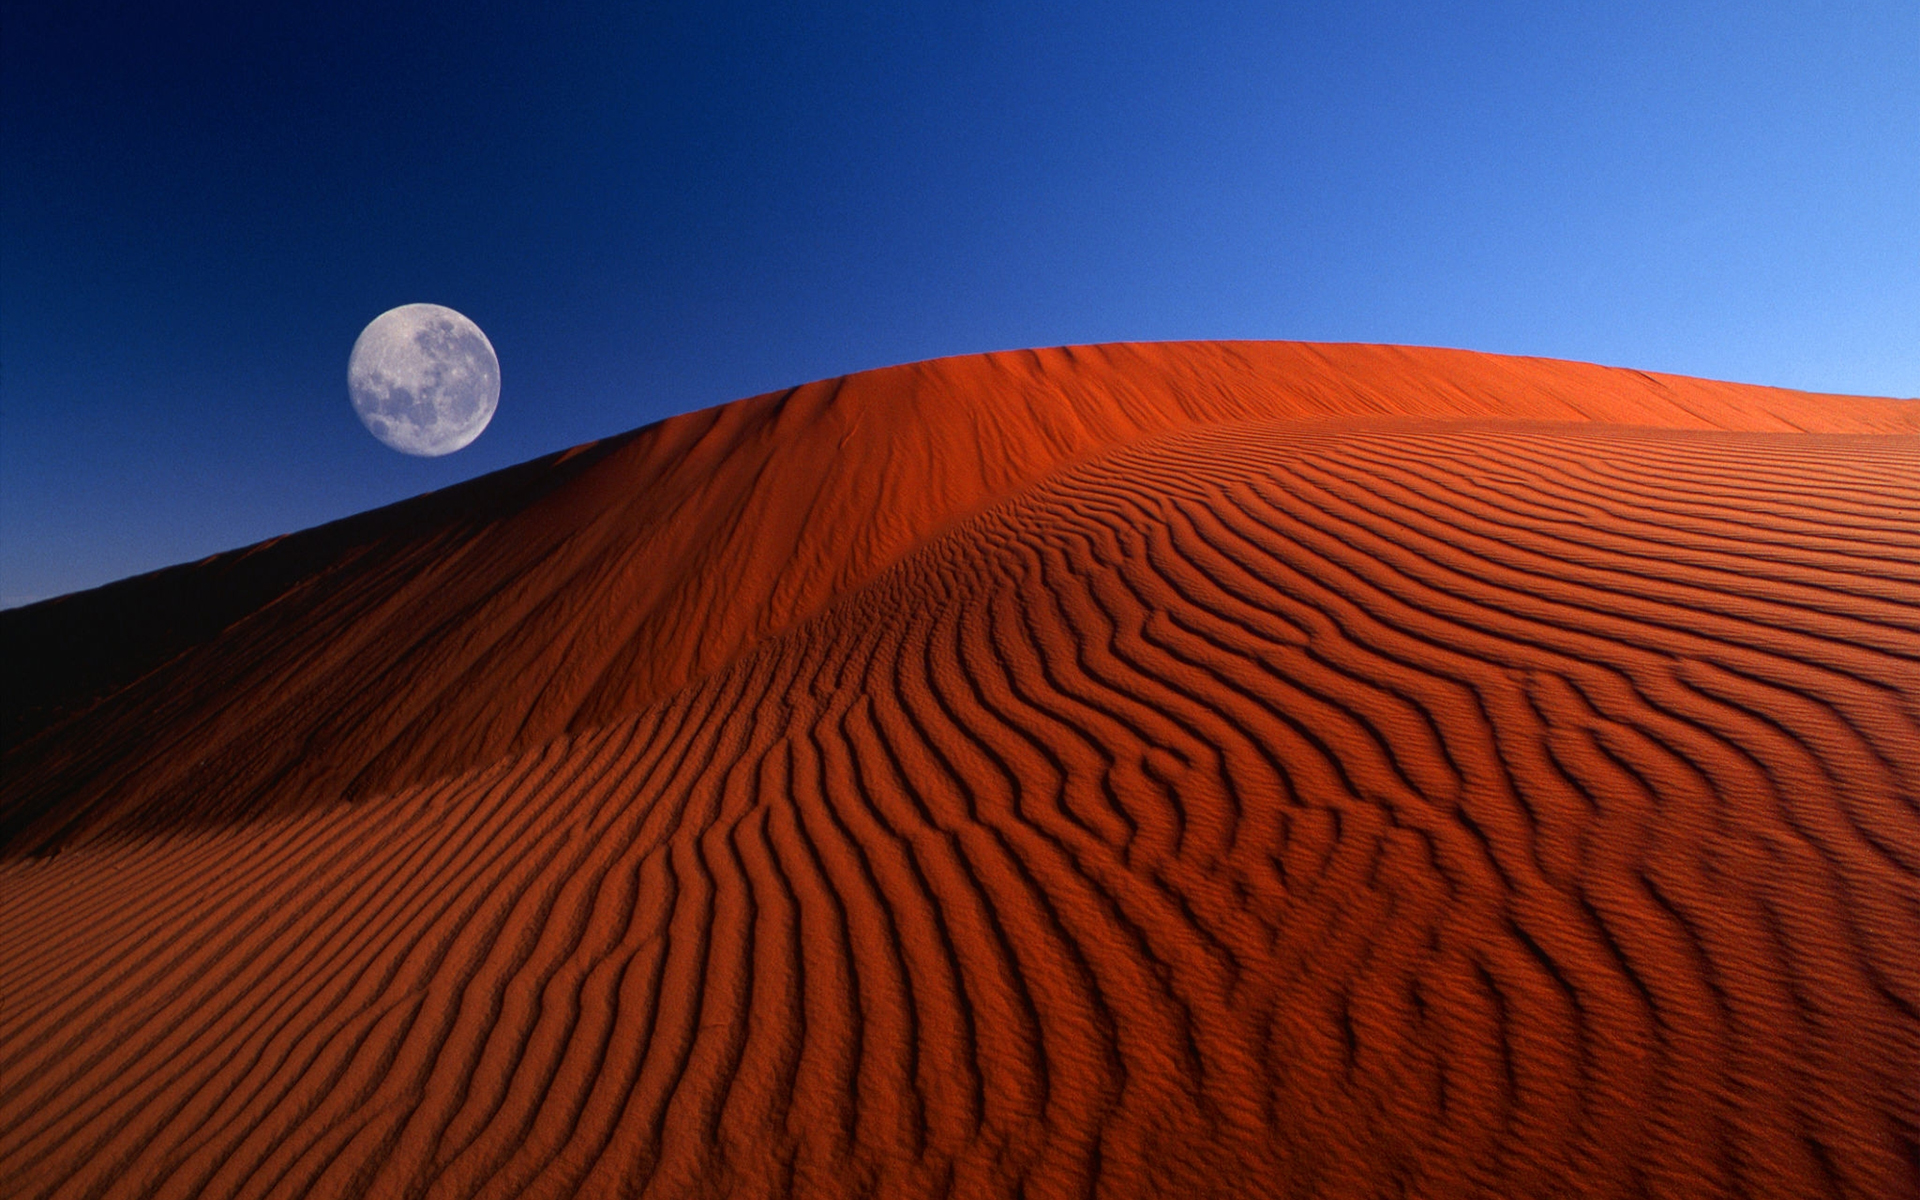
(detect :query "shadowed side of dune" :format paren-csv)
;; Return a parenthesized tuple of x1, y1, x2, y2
(1, 419, 1915, 1198)
(2, 342, 1914, 857)
(0, 434, 645, 744)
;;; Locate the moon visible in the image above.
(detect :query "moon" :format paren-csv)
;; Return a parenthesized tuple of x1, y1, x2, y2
(348, 304, 500, 456)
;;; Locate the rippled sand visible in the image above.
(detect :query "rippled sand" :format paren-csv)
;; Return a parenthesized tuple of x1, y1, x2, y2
(4, 343, 1916, 1198)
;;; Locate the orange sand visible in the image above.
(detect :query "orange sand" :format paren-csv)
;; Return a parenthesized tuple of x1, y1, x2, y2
(3, 342, 1917, 1198)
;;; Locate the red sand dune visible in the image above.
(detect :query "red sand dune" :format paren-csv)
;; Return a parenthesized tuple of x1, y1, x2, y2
(2, 341, 1917, 1199)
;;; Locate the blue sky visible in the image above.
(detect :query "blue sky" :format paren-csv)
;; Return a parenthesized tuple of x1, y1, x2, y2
(3, 0, 1915, 605)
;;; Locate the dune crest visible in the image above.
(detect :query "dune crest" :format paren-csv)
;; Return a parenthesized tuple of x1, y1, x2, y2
(3, 343, 1917, 1198)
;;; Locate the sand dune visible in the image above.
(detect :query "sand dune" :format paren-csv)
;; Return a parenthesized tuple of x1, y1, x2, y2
(3, 342, 1916, 1198)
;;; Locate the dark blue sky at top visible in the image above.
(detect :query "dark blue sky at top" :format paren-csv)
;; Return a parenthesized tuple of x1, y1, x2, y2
(3, 0, 1915, 605)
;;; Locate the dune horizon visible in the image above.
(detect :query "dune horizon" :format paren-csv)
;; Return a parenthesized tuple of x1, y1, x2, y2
(3, 341, 1917, 1198)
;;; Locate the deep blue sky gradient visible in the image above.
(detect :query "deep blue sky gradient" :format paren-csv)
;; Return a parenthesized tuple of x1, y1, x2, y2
(4, 0, 1915, 604)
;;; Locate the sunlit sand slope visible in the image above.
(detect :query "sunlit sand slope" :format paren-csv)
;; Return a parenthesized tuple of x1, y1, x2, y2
(2, 344, 1916, 1198)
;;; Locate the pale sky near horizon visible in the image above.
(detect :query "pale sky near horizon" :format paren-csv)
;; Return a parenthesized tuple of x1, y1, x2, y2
(3, 0, 1915, 605)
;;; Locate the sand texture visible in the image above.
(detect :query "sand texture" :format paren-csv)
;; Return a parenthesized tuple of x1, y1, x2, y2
(3, 342, 1917, 1198)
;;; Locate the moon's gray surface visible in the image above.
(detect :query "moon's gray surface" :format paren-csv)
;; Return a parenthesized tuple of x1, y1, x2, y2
(348, 304, 500, 456)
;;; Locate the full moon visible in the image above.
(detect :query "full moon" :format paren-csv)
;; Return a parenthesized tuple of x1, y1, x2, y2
(348, 303, 500, 456)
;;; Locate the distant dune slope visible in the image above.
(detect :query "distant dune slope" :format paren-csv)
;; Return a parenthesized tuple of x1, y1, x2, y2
(4, 343, 1913, 852)
(2, 344, 1917, 1198)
